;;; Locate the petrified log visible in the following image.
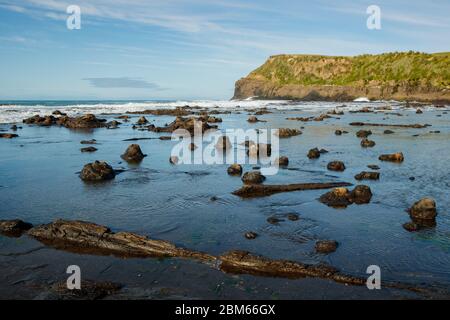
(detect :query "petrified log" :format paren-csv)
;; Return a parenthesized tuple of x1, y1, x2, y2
(349, 122, 429, 128)
(28, 220, 216, 262)
(232, 182, 352, 198)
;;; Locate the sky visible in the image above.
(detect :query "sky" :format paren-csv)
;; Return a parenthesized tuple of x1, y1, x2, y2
(0, 0, 449, 100)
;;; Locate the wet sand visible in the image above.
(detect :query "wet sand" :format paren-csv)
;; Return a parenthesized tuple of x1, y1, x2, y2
(0, 101, 449, 299)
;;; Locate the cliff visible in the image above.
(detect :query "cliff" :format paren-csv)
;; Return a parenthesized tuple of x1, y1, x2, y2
(233, 52, 450, 103)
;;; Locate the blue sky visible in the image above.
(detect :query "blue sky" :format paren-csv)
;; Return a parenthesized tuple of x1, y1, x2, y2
(0, 0, 449, 100)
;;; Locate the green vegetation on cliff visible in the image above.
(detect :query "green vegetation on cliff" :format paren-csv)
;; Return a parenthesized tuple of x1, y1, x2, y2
(248, 52, 450, 88)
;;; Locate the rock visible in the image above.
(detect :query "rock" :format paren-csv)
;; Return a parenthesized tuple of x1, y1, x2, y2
(57, 114, 108, 129)
(354, 171, 380, 180)
(379, 152, 404, 162)
(117, 115, 129, 119)
(136, 116, 148, 125)
(327, 161, 346, 171)
(356, 130, 372, 138)
(384, 130, 395, 134)
(349, 185, 372, 204)
(227, 164, 243, 176)
(206, 116, 222, 123)
(247, 142, 272, 157)
(416, 109, 423, 114)
(287, 213, 299, 221)
(80, 139, 96, 145)
(247, 116, 259, 123)
(307, 148, 321, 159)
(350, 122, 429, 129)
(360, 138, 376, 148)
(215, 136, 232, 151)
(27, 219, 215, 261)
(45, 280, 122, 300)
(52, 110, 67, 116)
(241, 171, 266, 185)
(275, 156, 289, 166)
(128, 107, 191, 117)
(10, 125, 18, 131)
(0, 133, 18, 138)
(121, 144, 146, 163)
(148, 116, 217, 136)
(79, 161, 116, 182)
(409, 198, 437, 221)
(367, 164, 380, 170)
(267, 216, 283, 225)
(315, 240, 338, 254)
(233, 182, 352, 198)
(188, 143, 197, 151)
(319, 185, 372, 207)
(0, 219, 33, 237)
(319, 149, 328, 154)
(107, 120, 120, 129)
(335, 130, 342, 135)
(402, 222, 420, 232)
(244, 232, 258, 240)
(169, 156, 179, 165)
(81, 147, 98, 153)
(23, 115, 57, 126)
(409, 177, 415, 181)
(276, 128, 302, 138)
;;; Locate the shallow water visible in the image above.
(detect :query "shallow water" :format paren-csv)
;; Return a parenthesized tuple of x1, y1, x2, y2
(1, 101, 449, 299)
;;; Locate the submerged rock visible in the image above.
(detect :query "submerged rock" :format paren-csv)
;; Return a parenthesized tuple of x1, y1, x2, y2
(307, 148, 321, 159)
(241, 171, 266, 185)
(355, 171, 380, 180)
(327, 161, 346, 171)
(379, 152, 404, 163)
(367, 164, 380, 170)
(79, 161, 116, 182)
(267, 216, 283, 225)
(315, 240, 338, 254)
(244, 232, 258, 240)
(227, 164, 243, 176)
(136, 116, 148, 125)
(384, 130, 395, 134)
(276, 128, 302, 138)
(80, 139, 96, 145)
(335, 130, 342, 135)
(360, 138, 376, 148)
(45, 280, 122, 300)
(287, 213, 300, 221)
(0, 219, 33, 237)
(121, 144, 146, 163)
(81, 147, 98, 153)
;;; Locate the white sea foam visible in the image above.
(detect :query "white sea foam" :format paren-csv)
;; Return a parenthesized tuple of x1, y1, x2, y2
(0, 99, 433, 124)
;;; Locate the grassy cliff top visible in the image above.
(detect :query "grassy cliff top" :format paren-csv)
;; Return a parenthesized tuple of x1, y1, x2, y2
(247, 52, 450, 88)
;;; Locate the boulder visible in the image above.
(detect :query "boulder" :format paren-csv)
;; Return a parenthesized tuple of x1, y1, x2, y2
(349, 185, 372, 204)
(247, 116, 259, 123)
(335, 130, 342, 135)
(276, 128, 302, 138)
(319, 185, 372, 207)
(79, 161, 116, 182)
(121, 144, 146, 163)
(409, 198, 437, 220)
(241, 171, 266, 185)
(227, 164, 243, 176)
(315, 240, 338, 254)
(360, 138, 376, 148)
(379, 152, 404, 162)
(80, 139, 96, 145)
(308, 148, 321, 159)
(136, 116, 148, 125)
(275, 156, 289, 166)
(356, 130, 372, 138)
(0, 219, 33, 237)
(327, 161, 346, 171)
(244, 232, 258, 240)
(416, 109, 423, 114)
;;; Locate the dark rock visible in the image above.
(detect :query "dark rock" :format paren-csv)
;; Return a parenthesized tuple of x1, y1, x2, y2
(360, 138, 376, 148)
(81, 147, 98, 153)
(384, 130, 395, 134)
(148, 116, 217, 136)
(80, 139, 96, 145)
(0, 133, 18, 138)
(355, 171, 380, 180)
(121, 144, 146, 163)
(267, 216, 283, 225)
(169, 156, 179, 165)
(52, 110, 67, 116)
(416, 109, 423, 114)
(319, 185, 372, 207)
(367, 165, 380, 170)
(188, 143, 197, 151)
(227, 164, 243, 176)
(10, 125, 18, 131)
(409, 177, 416, 181)
(335, 130, 342, 135)
(319, 149, 328, 154)
(275, 156, 289, 166)
(315, 240, 338, 254)
(379, 152, 404, 162)
(247, 116, 259, 123)
(287, 213, 299, 221)
(136, 116, 148, 125)
(244, 232, 258, 240)
(0, 219, 33, 237)
(46, 280, 122, 300)
(327, 161, 346, 171)
(307, 148, 321, 159)
(206, 116, 222, 123)
(79, 161, 116, 181)
(57, 114, 107, 129)
(349, 185, 373, 204)
(356, 130, 372, 138)
(241, 171, 266, 185)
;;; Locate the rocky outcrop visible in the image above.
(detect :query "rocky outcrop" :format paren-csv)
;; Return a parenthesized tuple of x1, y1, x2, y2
(319, 185, 372, 208)
(275, 128, 302, 138)
(0, 219, 33, 237)
(148, 117, 217, 135)
(379, 152, 404, 163)
(121, 144, 146, 163)
(227, 164, 243, 176)
(23, 114, 108, 129)
(79, 161, 116, 182)
(315, 240, 338, 254)
(241, 171, 266, 185)
(327, 161, 346, 172)
(233, 53, 450, 103)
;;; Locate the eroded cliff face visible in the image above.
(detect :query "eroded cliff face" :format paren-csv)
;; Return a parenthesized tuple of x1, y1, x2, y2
(233, 53, 450, 103)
